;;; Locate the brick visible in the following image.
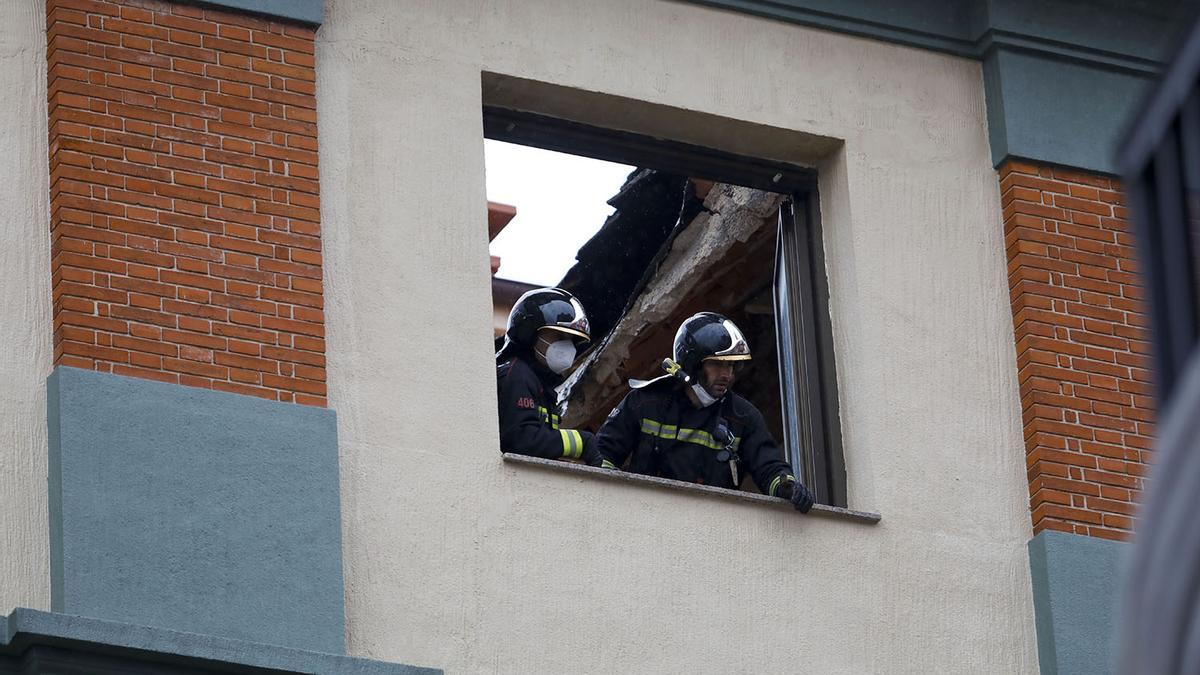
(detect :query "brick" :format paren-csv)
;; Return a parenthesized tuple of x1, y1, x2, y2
(61, 340, 130, 363)
(111, 334, 178, 357)
(250, 30, 314, 55)
(213, 350, 278, 373)
(212, 379, 279, 400)
(162, 298, 228, 321)
(260, 286, 322, 308)
(1033, 504, 1103, 526)
(204, 148, 270, 170)
(153, 13, 218, 36)
(258, 257, 320, 279)
(209, 263, 273, 285)
(163, 357, 227, 379)
(1001, 160, 1150, 536)
(261, 345, 324, 367)
(109, 304, 178, 328)
(1089, 527, 1131, 542)
(211, 292, 274, 314)
(1082, 469, 1140, 489)
(250, 85, 315, 110)
(212, 322, 277, 344)
(47, 0, 324, 404)
(56, 281, 127, 304)
(201, 35, 267, 59)
(162, 328, 226, 350)
(110, 276, 176, 298)
(261, 315, 323, 338)
(56, 306, 128, 332)
(262, 373, 326, 396)
(293, 335, 324, 352)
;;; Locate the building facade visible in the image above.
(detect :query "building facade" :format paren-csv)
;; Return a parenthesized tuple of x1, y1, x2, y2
(0, 0, 1181, 672)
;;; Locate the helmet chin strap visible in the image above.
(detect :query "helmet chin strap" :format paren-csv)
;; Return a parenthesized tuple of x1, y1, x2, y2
(691, 382, 720, 407)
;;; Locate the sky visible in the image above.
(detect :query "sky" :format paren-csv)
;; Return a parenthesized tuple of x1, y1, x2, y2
(485, 139, 634, 287)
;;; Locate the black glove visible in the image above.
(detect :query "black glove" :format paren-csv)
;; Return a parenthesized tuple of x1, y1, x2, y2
(581, 434, 604, 468)
(776, 477, 815, 514)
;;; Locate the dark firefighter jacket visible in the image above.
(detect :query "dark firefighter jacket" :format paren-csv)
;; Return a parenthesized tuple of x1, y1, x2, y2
(595, 378, 795, 495)
(496, 356, 594, 461)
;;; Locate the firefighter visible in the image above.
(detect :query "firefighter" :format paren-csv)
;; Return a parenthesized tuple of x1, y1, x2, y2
(495, 287, 603, 466)
(595, 311, 816, 512)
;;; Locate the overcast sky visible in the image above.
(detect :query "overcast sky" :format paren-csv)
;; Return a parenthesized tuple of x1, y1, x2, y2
(486, 139, 634, 287)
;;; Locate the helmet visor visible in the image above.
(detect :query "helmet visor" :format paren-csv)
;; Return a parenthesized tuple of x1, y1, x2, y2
(540, 325, 591, 345)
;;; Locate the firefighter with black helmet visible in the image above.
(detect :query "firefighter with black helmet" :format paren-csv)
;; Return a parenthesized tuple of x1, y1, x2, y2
(594, 311, 816, 512)
(495, 287, 604, 466)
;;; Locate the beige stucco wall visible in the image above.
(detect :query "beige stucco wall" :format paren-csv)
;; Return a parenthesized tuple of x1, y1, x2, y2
(0, 0, 51, 616)
(317, 1, 1038, 673)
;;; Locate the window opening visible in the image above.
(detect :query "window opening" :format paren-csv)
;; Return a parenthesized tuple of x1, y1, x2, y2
(486, 108, 845, 506)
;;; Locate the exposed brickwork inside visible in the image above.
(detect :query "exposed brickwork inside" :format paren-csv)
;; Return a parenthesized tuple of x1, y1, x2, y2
(47, 0, 326, 406)
(1002, 159, 1154, 541)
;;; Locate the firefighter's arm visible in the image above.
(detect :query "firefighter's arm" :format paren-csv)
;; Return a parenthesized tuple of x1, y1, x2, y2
(595, 392, 639, 470)
(739, 410, 797, 498)
(497, 368, 593, 461)
(740, 410, 815, 513)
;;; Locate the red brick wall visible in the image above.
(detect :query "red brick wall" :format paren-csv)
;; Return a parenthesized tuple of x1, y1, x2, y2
(1002, 159, 1153, 541)
(47, 0, 326, 406)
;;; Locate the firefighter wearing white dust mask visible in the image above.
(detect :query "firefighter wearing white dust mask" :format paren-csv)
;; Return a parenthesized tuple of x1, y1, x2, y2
(495, 287, 603, 466)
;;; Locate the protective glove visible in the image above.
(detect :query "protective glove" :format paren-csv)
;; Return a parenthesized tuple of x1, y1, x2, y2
(775, 476, 815, 514)
(581, 434, 605, 468)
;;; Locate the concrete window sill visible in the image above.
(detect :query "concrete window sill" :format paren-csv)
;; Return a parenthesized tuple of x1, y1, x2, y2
(501, 453, 881, 525)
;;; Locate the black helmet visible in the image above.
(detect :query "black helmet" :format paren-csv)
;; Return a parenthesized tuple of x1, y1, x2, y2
(497, 287, 590, 360)
(673, 312, 751, 379)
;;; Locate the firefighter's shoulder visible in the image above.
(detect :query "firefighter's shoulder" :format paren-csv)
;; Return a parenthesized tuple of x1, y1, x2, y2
(724, 390, 764, 425)
(498, 356, 537, 384)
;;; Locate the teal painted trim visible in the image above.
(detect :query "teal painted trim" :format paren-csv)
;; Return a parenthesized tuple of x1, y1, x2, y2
(683, 0, 978, 56)
(982, 0, 1174, 67)
(46, 367, 345, 653)
(1028, 535, 1060, 675)
(982, 54, 1009, 171)
(986, 48, 1155, 174)
(196, 0, 321, 25)
(1, 609, 441, 674)
(45, 371, 64, 614)
(682, 0, 1184, 174)
(684, 0, 1175, 65)
(1028, 531, 1129, 675)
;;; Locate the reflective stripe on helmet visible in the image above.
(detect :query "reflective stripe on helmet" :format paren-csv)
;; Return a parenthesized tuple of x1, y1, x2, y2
(710, 319, 751, 359)
(541, 325, 590, 342)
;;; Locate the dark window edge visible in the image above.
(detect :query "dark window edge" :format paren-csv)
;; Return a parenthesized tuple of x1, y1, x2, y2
(501, 453, 880, 525)
(482, 106, 818, 194)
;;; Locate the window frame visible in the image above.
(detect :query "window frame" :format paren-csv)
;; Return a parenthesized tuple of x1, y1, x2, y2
(484, 106, 847, 507)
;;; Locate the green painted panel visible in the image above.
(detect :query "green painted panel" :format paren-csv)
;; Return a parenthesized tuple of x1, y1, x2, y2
(1029, 531, 1128, 675)
(47, 367, 345, 653)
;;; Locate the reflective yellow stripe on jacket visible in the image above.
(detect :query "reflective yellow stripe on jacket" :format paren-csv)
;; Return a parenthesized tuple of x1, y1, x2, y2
(639, 418, 740, 452)
(768, 474, 784, 497)
(537, 406, 561, 430)
(559, 429, 583, 459)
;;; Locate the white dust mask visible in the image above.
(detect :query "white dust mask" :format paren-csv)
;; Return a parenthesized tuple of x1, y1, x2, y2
(543, 340, 577, 374)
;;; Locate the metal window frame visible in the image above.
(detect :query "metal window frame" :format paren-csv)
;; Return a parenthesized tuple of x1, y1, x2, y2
(483, 107, 846, 506)
(775, 198, 847, 506)
(1118, 16, 1200, 402)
